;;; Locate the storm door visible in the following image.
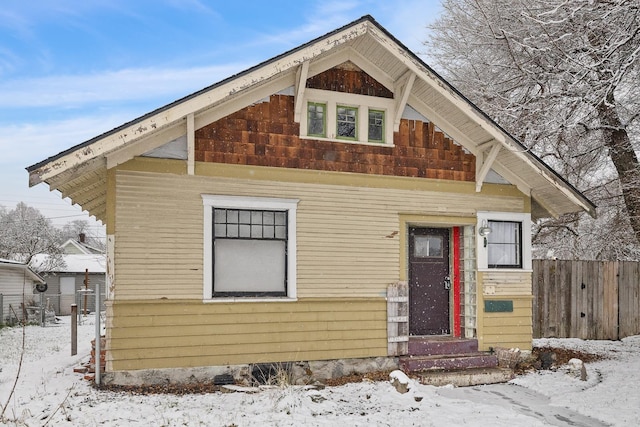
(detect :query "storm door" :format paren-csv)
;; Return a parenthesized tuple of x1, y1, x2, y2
(409, 227, 451, 335)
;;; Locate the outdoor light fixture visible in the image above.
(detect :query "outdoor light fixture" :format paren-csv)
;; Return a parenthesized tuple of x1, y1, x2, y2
(478, 220, 492, 247)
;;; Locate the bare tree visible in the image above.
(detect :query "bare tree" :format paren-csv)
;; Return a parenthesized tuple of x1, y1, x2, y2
(0, 202, 65, 271)
(60, 219, 105, 251)
(425, 0, 640, 259)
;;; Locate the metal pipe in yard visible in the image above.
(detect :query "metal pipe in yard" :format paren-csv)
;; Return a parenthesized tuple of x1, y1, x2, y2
(0, 293, 3, 326)
(71, 304, 77, 356)
(40, 293, 45, 327)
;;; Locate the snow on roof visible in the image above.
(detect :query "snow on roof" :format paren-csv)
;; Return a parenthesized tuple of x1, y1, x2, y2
(31, 254, 106, 273)
(0, 258, 46, 283)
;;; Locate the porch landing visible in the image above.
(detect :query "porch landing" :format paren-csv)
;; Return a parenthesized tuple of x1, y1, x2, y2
(399, 336, 514, 387)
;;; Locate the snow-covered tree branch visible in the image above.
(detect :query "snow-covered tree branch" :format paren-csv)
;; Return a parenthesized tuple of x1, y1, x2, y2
(426, 0, 640, 259)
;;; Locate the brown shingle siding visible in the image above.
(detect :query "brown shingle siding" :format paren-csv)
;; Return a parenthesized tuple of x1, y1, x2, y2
(194, 94, 476, 182)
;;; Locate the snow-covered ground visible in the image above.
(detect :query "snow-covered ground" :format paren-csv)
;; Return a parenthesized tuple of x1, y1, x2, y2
(1, 316, 638, 426)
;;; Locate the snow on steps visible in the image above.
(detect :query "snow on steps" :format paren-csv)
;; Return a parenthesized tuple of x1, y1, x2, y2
(401, 336, 514, 387)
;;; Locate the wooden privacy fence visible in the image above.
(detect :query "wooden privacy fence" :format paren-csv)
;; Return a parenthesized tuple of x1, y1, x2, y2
(533, 260, 640, 340)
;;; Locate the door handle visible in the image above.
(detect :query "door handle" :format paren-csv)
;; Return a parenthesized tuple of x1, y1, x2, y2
(444, 275, 451, 290)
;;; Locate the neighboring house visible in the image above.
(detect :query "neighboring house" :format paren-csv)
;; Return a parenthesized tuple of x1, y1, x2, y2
(32, 235, 106, 315)
(0, 259, 45, 324)
(26, 16, 595, 384)
(33, 254, 106, 315)
(61, 233, 103, 255)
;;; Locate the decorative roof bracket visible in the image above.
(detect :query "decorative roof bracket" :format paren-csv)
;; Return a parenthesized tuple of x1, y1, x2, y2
(393, 70, 415, 131)
(294, 60, 310, 123)
(475, 141, 501, 192)
(187, 113, 195, 175)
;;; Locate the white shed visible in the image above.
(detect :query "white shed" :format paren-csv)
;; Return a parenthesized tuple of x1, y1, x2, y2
(0, 259, 46, 324)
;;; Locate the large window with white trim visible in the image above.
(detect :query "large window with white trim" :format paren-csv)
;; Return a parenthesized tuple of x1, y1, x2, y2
(202, 195, 298, 300)
(477, 212, 532, 270)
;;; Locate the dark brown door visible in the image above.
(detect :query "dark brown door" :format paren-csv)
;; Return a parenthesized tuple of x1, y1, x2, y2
(409, 227, 451, 335)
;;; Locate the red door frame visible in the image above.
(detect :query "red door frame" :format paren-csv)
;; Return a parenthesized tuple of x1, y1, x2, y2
(452, 227, 461, 337)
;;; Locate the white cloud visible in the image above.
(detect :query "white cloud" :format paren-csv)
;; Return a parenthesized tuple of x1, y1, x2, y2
(0, 114, 133, 166)
(0, 63, 249, 109)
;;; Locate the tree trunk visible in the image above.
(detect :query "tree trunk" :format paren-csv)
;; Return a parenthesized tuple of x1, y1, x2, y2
(598, 99, 640, 244)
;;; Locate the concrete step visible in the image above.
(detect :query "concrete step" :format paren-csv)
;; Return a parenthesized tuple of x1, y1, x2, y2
(408, 337, 478, 356)
(399, 353, 498, 372)
(416, 367, 514, 387)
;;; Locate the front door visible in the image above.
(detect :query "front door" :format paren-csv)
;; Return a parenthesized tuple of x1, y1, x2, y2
(409, 227, 451, 335)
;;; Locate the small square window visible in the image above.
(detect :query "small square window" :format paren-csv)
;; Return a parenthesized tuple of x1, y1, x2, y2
(368, 109, 384, 143)
(308, 103, 326, 137)
(337, 106, 357, 140)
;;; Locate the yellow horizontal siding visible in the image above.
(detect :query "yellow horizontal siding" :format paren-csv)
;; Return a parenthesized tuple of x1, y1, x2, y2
(113, 160, 527, 300)
(106, 298, 387, 371)
(479, 296, 533, 351)
(481, 270, 532, 296)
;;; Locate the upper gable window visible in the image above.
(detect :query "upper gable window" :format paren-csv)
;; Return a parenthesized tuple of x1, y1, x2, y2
(308, 102, 326, 137)
(368, 109, 385, 143)
(337, 106, 358, 140)
(301, 88, 395, 147)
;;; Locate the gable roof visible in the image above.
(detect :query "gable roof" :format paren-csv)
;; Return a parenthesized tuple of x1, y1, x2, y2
(60, 238, 103, 255)
(26, 15, 596, 221)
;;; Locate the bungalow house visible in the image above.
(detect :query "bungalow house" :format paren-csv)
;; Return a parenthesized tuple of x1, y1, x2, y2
(26, 16, 595, 385)
(0, 259, 46, 324)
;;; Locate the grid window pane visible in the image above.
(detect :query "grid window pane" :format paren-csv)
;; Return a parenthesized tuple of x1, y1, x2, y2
(275, 225, 287, 239)
(239, 224, 251, 238)
(239, 210, 251, 224)
(337, 106, 357, 139)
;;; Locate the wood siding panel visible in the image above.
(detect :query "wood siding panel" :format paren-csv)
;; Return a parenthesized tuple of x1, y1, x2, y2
(113, 166, 526, 300)
(480, 297, 533, 350)
(481, 270, 532, 296)
(106, 298, 387, 370)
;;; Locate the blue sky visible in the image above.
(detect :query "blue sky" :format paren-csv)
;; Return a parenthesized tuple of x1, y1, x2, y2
(0, 0, 442, 233)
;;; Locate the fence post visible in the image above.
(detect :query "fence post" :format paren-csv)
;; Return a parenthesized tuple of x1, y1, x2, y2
(0, 293, 3, 326)
(95, 283, 101, 386)
(71, 304, 77, 356)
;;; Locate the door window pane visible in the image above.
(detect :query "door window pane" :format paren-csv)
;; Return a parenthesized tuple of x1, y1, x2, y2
(414, 235, 443, 258)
